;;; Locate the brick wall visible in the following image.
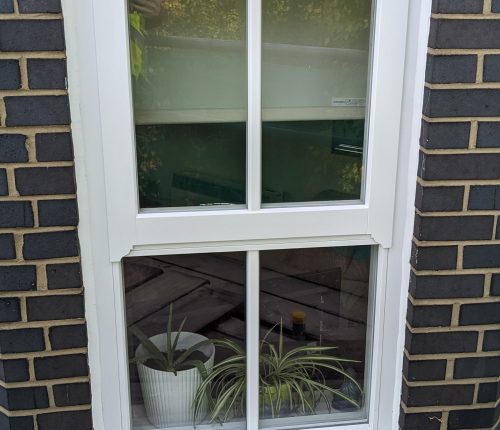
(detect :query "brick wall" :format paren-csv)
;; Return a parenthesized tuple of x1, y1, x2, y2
(400, 1, 500, 429)
(0, 1, 92, 429)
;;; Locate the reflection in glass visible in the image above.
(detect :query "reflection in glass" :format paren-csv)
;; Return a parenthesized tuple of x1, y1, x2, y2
(129, 1, 247, 208)
(262, 1, 372, 204)
(259, 246, 372, 426)
(124, 253, 246, 429)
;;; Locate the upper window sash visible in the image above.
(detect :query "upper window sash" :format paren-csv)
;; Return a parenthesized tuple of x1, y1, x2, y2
(92, 0, 409, 261)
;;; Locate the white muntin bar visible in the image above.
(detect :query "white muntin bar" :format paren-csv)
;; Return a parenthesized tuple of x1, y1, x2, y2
(246, 250, 260, 429)
(246, 0, 262, 212)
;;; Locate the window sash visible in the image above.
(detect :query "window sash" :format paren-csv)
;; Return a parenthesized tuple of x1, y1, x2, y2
(90, 0, 407, 261)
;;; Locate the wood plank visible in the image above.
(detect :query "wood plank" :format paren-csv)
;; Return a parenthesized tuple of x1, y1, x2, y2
(155, 254, 246, 285)
(261, 276, 368, 324)
(126, 268, 209, 326)
(123, 260, 163, 291)
(259, 292, 365, 344)
(134, 282, 244, 336)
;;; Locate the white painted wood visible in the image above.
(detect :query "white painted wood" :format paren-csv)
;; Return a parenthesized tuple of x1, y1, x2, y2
(133, 206, 369, 253)
(62, 0, 433, 429)
(382, 1, 433, 428)
(246, 251, 260, 429)
(365, 0, 410, 248)
(247, 0, 262, 212)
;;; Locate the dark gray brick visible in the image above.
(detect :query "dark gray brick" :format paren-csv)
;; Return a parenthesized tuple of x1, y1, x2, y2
(494, 0, 500, 12)
(0, 359, 29, 383)
(0, 265, 36, 292)
(455, 356, 500, 379)
(484, 55, 500, 82)
(0, 169, 7, 196)
(34, 354, 88, 380)
(47, 263, 82, 290)
(460, 302, 500, 325)
(432, 0, 484, 13)
(486, 327, 500, 352)
(415, 184, 463, 212)
(407, 302, 452, 327)
(405, 329, 478, 354)
(403, 356, 447, 381)
(0, 201, 34, 227)
(0, 20, 64, 51)
(0, 234, 15, 260)
(409, 273, 484, 299)
(0, 59, 20, 90)
(428, 19, 500, 49)
(36, 133, 73, 161)
(37, 410, 92, 430)
(49, 324, 87, 350)
(18, 0, 62, 13)
(463, 245, 500, 269)
(424, 87, 500, 117)
(477, 382, 498, 403)
(402, 382, 474, 407)
(418, 152, 500, 180)
(53, 383, 91, 407)
(28, 59, 66, 89)
(27, 294, 84, 321)
(0, 134, 27, 162)
(23, 230, 79, 260)
(411, 243, 457, 270)
(477, 122, 500, 148)
(0, 328, 44, 353)
(0, 413, 34, 430)
(0, 386, 48, 410)
(426, 55, 476, 84)
(0, 298, 20, 323)
(420, 121, 470, 149)
(5, 95, 70, 126)
(468, 185, 500, 210)
(492, 274, 500, 296)
(414, 214, 493, 241)
(399, 411, 442, 430)
(448, 408, 496, 429)
(0, 0, 14, 13)
(38, 199, 78, 227)
(15, 166, 75, 195)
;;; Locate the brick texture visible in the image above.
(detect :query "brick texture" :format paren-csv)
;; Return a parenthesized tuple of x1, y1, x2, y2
(402, 3, 500, 429)
(0, 1, 91, 427)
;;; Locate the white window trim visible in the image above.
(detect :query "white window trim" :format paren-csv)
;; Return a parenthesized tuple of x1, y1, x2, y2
(61, 0, 432, 428)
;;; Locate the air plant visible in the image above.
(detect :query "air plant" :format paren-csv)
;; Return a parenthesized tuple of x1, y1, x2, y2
(130, 304, 212, 374)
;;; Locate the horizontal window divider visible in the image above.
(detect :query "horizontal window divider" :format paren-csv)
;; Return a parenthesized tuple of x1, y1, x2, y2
(127, 207, 372, 258)
(127, 235, 377, 258)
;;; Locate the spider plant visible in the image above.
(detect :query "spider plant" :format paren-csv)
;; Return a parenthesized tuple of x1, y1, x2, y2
(129, 304, 212, 374)
(193, 322, 362, 423)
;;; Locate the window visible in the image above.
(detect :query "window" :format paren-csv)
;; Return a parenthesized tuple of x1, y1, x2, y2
(66, 0, 427, 428)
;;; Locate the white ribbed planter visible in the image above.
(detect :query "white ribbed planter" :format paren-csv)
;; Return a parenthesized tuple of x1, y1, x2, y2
(136, 332, 215, 428)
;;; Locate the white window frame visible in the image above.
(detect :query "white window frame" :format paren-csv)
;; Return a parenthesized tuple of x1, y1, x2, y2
(61, 0, 433, 429)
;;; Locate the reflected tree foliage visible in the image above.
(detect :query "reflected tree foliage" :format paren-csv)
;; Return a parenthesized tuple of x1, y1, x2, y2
(150, 0, 370, 48)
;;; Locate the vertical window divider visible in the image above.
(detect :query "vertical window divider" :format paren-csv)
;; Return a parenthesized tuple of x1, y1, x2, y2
(246, 0, 262, 211)
(246, 250, 260, 429)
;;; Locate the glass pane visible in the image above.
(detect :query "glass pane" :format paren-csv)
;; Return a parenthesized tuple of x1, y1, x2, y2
(259, 246, 372, 426)
(124, 253, 247, 429)
(129, 1, 247, 209)
(262, 1, 372, 204)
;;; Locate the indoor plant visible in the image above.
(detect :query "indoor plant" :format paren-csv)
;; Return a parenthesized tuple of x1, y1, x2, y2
(131, 305, 215, 428)
(193, 322, 362, 424)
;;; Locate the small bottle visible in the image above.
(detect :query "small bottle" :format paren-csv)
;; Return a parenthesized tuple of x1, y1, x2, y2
(291, 310, 307, 341)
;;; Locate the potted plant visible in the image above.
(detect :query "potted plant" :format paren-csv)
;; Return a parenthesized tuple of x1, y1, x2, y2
(130, 305, 215, 428)
(193, 322, 362, 424)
